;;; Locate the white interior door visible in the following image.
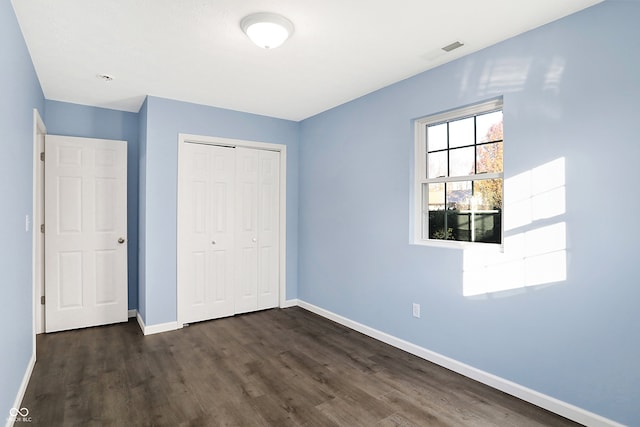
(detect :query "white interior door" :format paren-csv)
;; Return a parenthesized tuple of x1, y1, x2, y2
(44, 135, 128, 333)
(178, 143, 236, 324)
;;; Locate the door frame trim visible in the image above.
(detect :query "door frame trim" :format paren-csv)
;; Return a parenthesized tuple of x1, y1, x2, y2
(32, 108, 46, 338)
(177, 133, 288, 327)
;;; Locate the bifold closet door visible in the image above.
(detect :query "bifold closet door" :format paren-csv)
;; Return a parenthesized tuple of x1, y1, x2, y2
(178, 144, 236, 324)
(178, 143, 280, 324)
(235, 147, 280, 314)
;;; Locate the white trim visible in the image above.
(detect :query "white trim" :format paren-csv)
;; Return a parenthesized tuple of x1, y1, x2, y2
(5, 352, 36, 427)
(32, 109, 46, 338)
(412, 237, 505, 252)
(426, 172, 503, 184)
(128, 309, 137, 318)
(277, 148, 287, 309)
(413, 116, 426, 243)
(296, 300, 624, 427)
(136, 312, 178, 336)
(136, 312, 145, 333)
(417, 98, 503, 127)
(180, 133, 286, 152)
(281, 298, 299, 308)
(176, 133, 288, 326)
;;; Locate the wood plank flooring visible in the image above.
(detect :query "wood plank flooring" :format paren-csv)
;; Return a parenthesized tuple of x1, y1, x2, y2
(21, 307, 583, 426)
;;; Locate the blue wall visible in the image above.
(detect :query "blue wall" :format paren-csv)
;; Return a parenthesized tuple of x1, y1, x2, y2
(44, 100, 140, 310)
(139, 96, 299, 325)
(298, 1, 639, 425)
(0, 0, 44, 418)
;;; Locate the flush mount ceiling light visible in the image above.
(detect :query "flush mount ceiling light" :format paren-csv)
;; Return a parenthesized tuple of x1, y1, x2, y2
(241, 12, 294, 49)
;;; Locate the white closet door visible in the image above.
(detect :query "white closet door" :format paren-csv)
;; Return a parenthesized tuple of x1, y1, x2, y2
(45, 135, 128, 333)
(178, 142, 281, 323)
(178, 144, 236, 324)
(257, 150, 280, 310)
(235, 148, 260, 314)
(235, 147, 281, 313)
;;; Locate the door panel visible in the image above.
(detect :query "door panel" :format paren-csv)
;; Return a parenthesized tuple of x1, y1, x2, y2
(45, 135, 128, 332)
(95, 249, 118, 303)
(178, 144, 236, 324)
(235, 148, 259, 314)
(257, 150, 280, 309)
(58, 251, 82, 308)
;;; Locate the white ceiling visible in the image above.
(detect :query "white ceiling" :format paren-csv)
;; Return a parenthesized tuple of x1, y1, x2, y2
(11, 0, 602, 121)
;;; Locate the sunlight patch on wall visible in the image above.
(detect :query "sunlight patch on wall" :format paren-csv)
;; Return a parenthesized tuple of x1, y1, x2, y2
(543, 56, 566, 93)
(477, 57, 533, 96)
(461, 55, 566, 104)
(506, 157, 566, 229)
(463, 158, 567, 297)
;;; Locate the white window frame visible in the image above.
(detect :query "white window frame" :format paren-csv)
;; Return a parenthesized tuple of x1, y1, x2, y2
(413, 98, 504, 249)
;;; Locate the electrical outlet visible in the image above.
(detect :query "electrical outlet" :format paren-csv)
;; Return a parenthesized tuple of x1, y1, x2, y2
(412, 303, 421, 318)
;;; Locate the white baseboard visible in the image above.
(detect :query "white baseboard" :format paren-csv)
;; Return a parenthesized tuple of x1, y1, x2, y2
(5, 351, 36, 427)
(281, 298, 299, 308)
(135, 312, 178, 336)
(296, 300, 623, 427)
(134, 300, 299, 336)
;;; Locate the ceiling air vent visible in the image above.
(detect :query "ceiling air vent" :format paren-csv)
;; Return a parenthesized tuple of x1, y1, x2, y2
(442, 41, 464, 52)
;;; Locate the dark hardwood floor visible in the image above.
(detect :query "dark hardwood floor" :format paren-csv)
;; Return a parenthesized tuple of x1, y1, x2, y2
(22, 307, 583, 426)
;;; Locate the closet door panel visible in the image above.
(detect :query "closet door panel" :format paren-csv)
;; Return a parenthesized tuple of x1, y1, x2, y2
(235, 148, 259, 314)
(178, 144, 236, 324)
(257, 150, 280, 310)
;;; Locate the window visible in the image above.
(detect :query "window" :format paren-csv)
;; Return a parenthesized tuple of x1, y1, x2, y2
(414, 99, 503, 246)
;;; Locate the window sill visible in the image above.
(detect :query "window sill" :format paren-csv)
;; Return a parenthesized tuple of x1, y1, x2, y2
(411, 239, 504, 252)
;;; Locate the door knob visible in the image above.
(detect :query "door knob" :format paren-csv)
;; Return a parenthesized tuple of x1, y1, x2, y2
(118, 237, 126, 244)
(252, 237, 257, 243)
(211, 240, 216, 245)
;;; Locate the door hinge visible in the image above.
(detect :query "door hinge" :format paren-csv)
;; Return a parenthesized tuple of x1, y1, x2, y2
(40, 224, 45, 233)
(40, 296, 45, 305)
(40, 152, 45, 161)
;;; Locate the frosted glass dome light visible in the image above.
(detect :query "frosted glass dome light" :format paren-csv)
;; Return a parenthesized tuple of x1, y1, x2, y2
(241, 13, 294, 49)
